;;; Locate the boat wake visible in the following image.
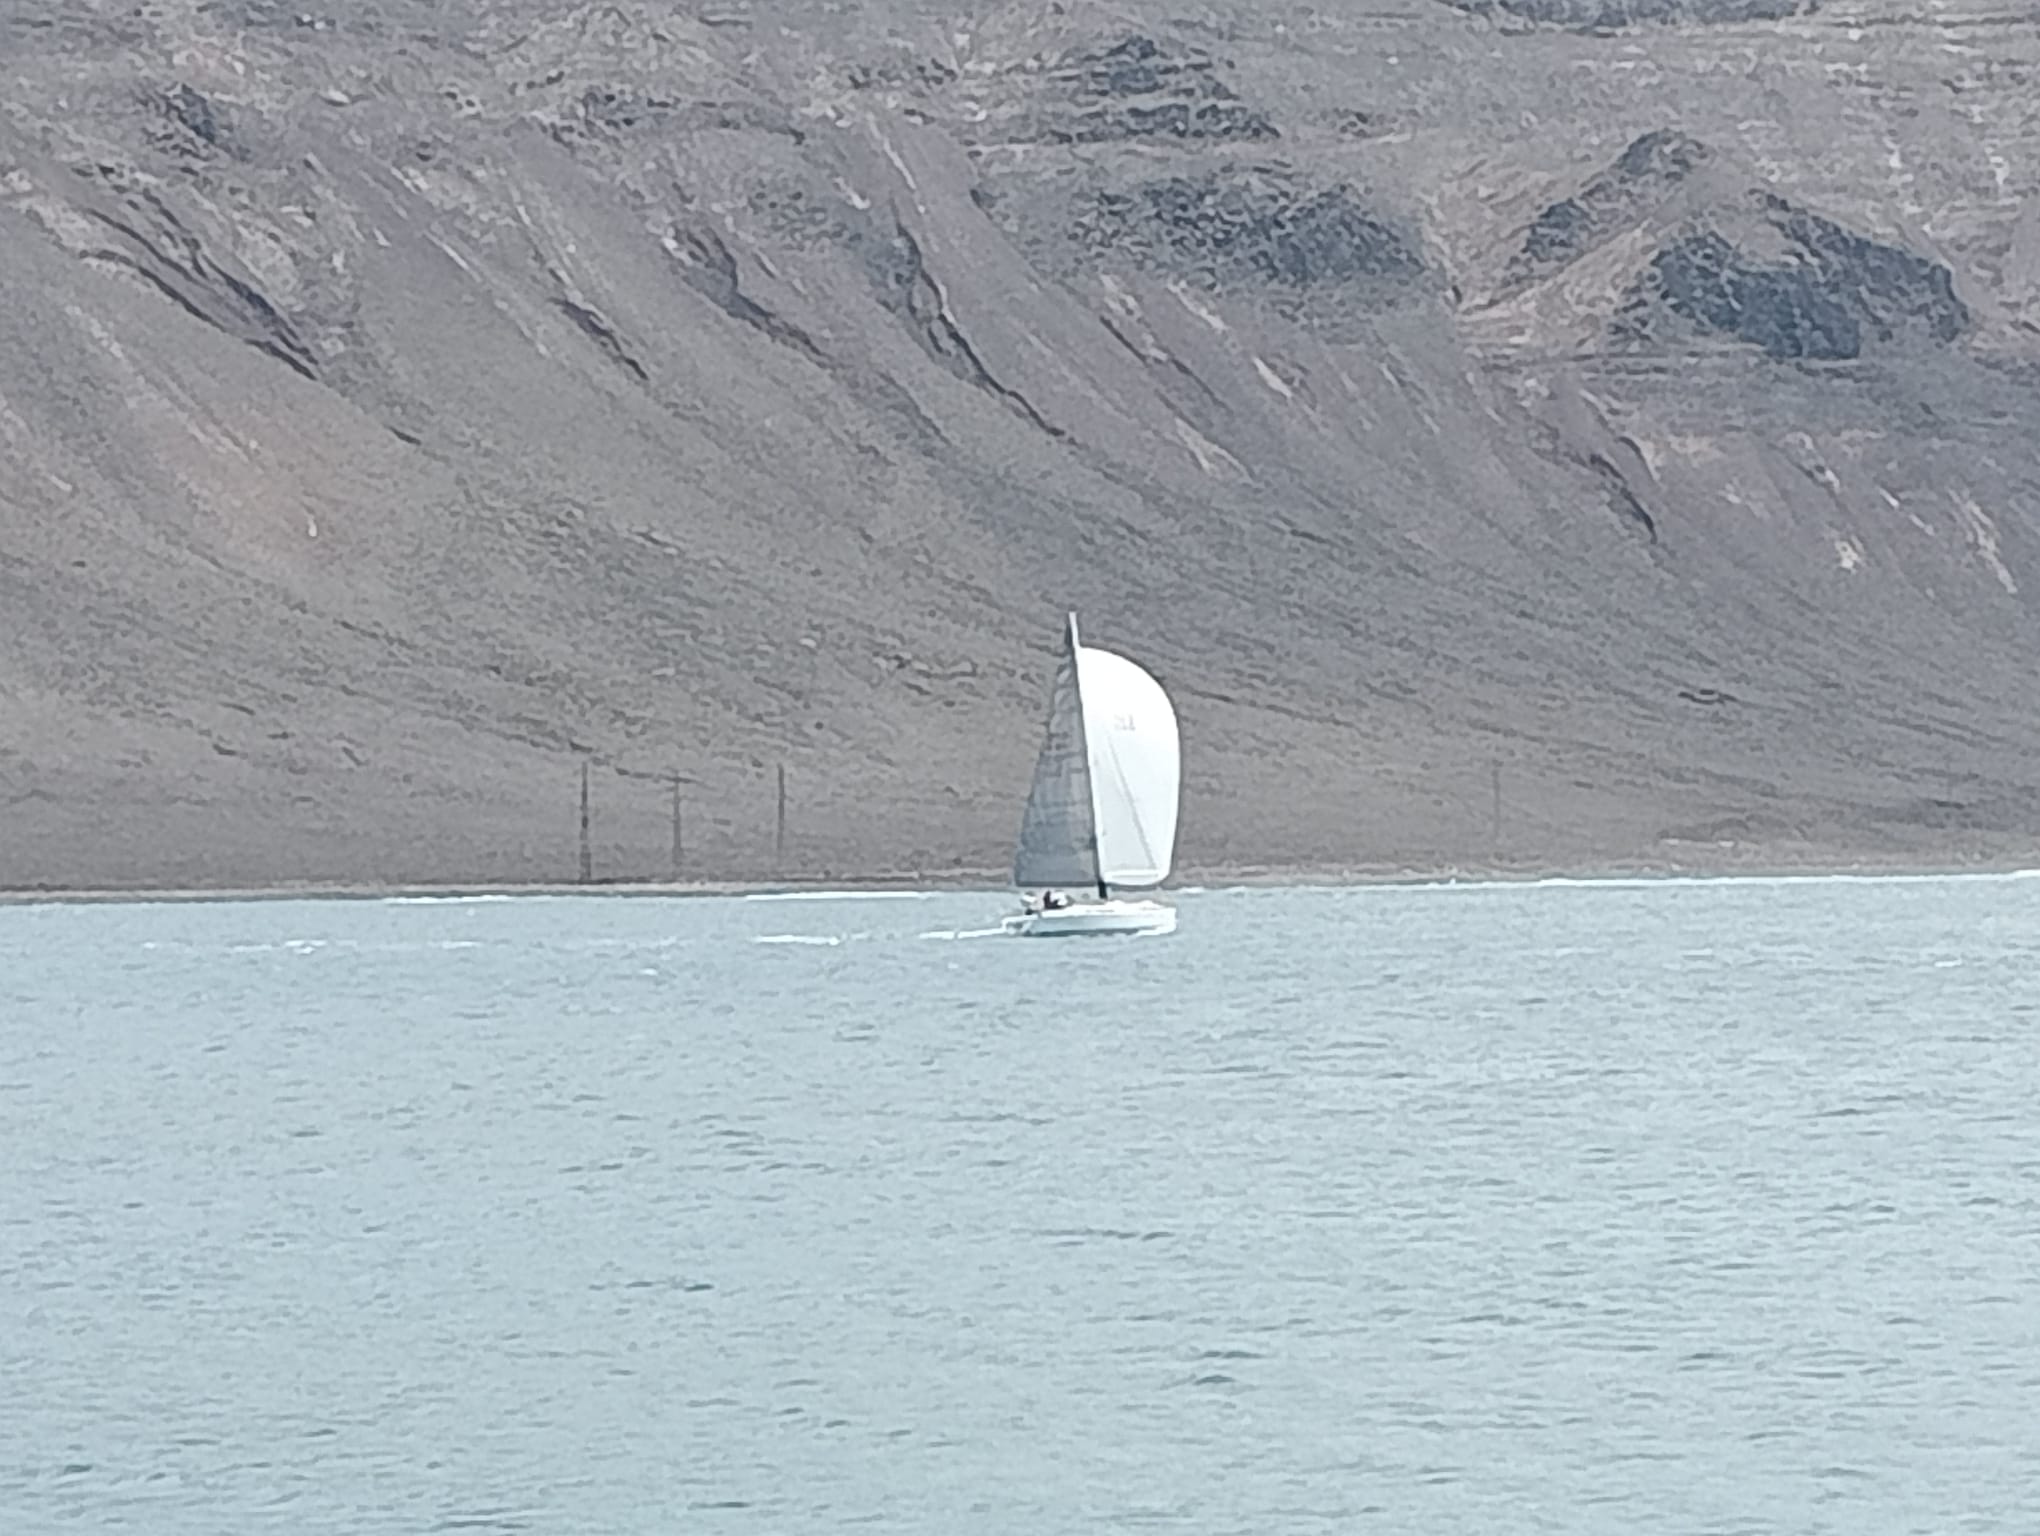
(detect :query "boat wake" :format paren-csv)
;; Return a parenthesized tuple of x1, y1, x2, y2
(742, 890, 938, 903)
(918, 926, 1009, 941)
(380, 894, 515, 904)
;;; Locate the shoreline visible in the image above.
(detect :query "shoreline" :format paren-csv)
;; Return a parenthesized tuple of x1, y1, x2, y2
(3, 847, 2037, 906)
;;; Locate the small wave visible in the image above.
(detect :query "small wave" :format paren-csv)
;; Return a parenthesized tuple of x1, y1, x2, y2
(743, 890, 938, 902)
(219, 937, 495, 955)
(751, 934, 842, 946)
(1387, 869, 2040, 894)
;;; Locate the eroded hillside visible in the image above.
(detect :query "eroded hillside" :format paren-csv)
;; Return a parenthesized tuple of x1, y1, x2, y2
(3, 0, 2039, 886)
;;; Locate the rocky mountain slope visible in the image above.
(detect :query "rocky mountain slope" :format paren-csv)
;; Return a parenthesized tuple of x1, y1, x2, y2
(4, 0, 2040, 887)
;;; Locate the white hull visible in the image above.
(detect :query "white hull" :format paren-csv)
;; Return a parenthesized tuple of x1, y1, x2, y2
(1002, 898, 1177, 938)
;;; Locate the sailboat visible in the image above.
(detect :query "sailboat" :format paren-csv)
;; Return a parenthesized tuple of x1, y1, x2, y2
(1002, 614, 1180, 938)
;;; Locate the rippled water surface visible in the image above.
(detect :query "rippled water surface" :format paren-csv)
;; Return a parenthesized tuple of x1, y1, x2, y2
(5, 877, 2040, 1534)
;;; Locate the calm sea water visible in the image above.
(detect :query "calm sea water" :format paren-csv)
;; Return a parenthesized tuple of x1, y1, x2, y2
(4, 876, 2039, 1535)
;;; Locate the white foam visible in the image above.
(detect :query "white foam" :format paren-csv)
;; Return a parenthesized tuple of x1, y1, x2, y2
(380, 894, 514, 904)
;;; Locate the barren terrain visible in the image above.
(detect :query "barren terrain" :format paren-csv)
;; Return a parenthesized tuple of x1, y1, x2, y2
(5, 0, 2040, 888)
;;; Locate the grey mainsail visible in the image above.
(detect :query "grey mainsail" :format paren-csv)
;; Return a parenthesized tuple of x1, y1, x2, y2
(1012, 615, 1100, 889)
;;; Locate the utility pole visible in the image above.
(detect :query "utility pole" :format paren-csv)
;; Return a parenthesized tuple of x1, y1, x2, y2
(669, 773, 683, 882)
(578, 759, 593, 885)
(774, 763, 788, 871)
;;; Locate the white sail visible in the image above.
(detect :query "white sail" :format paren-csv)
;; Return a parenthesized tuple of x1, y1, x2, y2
(1073, 642, 1180, 888)
(1012, 616, 1100, 889)
(1013, 614, 1181, 893)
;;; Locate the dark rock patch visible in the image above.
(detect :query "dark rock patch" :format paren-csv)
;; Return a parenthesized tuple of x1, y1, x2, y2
(1509, 130, 1710, 288)
(1074, 165, 1423, 298)
(1618, 194, 1967, 360)
(165, 84, 224, 149)
(1438, 0, 1812, 31)
(1009, 33, 1277, 146)
(143, 82, 251, 165)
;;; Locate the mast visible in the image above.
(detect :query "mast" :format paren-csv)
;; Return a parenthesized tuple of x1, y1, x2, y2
(1069, 611, 1106, 901)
